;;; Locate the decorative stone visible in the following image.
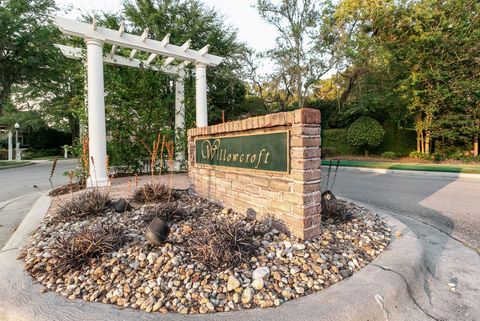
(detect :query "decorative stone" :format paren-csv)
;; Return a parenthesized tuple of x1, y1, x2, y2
(252, 266, 270, 280)
(290, 267, 300, 275)
(147, 252, 159, 265)
(227, 275, 241, 291)
(241, 288, 254, 304)
(251, 278, 264, 290)
(293, 243, 305, 251)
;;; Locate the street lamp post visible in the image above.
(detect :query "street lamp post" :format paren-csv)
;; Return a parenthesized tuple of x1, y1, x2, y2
(7, 131, 13, 161)
(14, 122, 21, 161)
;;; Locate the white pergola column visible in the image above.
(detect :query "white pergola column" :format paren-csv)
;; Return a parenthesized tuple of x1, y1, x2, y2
(86, 38, 109, 187)
(195, 63, 208, 127)
(175, 70, 186, 170)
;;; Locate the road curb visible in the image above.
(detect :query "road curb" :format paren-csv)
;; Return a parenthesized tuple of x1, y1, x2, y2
(0, 195, 429, 321)
(325, 165, 480, 180)
(0, 162, 34, 171)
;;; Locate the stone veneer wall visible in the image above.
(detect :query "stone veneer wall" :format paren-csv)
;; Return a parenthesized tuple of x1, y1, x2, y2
(187, 108, 321, 240)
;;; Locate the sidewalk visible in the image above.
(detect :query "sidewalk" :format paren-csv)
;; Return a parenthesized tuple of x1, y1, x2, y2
(1, 186, 479, 320)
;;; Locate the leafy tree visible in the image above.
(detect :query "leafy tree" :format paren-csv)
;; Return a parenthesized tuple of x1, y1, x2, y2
(256, 0, 337, 109)
(347, 116, 384, 155)
(0, 0, 60, 114)
(123, 0, 247, 125)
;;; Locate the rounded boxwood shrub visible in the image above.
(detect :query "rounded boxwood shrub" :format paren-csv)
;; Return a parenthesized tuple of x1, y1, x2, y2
(347, 117, 385, 155)
(381, 151, 396, 159)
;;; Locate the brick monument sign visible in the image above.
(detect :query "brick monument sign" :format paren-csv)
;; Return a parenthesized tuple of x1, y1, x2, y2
(187, 108, 321, 240)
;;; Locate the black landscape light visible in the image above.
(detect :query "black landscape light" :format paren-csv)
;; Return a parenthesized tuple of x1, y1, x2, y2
(146, 217, 170, 245)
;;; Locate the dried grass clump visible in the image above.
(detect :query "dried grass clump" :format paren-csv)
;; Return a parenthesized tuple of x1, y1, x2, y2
(185, 220, 258, 270)
(133, 182, 170, 203)
(50, 225, 125, 273)
(145, 203, 188, 223)
(57, 190, 111, 219)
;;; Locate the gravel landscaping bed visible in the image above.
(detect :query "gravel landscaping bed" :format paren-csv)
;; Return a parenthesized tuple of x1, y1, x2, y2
(19, 190, 391, 314)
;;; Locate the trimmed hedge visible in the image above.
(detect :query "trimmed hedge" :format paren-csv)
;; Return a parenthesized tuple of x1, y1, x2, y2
(322, 122, 416, 156)
(321, 128, 356, 156)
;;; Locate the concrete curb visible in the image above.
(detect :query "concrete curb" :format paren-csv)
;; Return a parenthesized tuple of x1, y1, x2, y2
(325, 165, 480, 181)
(0, 162, 34, 171)
(0, 195, 428, 321)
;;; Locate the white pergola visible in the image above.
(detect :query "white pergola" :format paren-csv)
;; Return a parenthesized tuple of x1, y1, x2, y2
(52, 16, 224, 187)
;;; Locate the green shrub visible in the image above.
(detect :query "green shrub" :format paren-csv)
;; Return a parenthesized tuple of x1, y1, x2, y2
(322, 128, 356, 156)
(432, 153, 443, 162)
(347, 117, 385, 155)
(381, 151, 396, 159)
(376, 121, 416, 156)
(409, 151, 430, 160)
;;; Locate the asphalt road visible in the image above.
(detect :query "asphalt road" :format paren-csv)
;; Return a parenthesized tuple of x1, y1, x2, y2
(0, 159, 78, 202)
(0, 159, 78, 248)
(324, 168, 480, 251)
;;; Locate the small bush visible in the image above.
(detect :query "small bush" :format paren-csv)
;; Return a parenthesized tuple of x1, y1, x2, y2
(409, 151, 429, 160)
(133, 182, 171, 203)
(50, 224, 125, 273)
(144, 203, 188, 223)
(381, 151, 396, 159)
(321, 147, 338, 159)
(57, 190, 110, 219)
(185, 220, 259, 270)
(347, 117, 385, 155)
(432, 153, 443, 162)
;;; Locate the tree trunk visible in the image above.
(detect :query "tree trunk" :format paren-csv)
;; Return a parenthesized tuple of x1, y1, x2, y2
(297, 73, 303, 109)
(420, 131, 425, 154)
(416, 130, 421, 152)
(0, 87, 12, 115)
(425, 130, 431, 155)
(474, 136, 479, 156)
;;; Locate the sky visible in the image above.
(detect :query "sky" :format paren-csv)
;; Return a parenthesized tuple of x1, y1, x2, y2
(54, 0, 278, 52)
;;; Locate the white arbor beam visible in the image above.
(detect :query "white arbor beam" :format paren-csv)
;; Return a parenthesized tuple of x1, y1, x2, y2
(85, 39, 109, 187)
(199, 44, 210, 56)
(145, 53, 157, 65)
(55, 44, 179, 75)
(110, 22, 125, 57)
(164, 39, 191, 67)
(160, 33, 170, 47)
(53, 16, 223, 66)
(129, 28, 149, 59)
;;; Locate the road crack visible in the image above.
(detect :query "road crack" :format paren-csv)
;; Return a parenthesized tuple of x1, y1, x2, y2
(373, 263, 443, 321)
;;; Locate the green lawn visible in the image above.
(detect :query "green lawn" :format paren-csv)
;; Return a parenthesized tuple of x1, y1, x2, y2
(321, 160, 480, 174)
(0, 160, 31, 167)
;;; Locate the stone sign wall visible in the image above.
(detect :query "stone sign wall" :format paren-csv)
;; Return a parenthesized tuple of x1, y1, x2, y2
(187, 108, 321, 240)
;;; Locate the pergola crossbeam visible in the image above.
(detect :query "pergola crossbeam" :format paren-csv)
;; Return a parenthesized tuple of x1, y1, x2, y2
(130, 28, 149, 59)
(55, 44, 179, 75)
(110, 22, 125, 57)
(53, 16, 223, 66)
(199, 44, 210, 56)
(145, 53, 158, 65)
(164, 39, 191, 67)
